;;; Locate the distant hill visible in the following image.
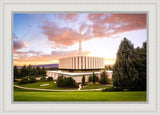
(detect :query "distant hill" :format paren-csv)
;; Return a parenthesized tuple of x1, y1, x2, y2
(17, 64, 59, 69)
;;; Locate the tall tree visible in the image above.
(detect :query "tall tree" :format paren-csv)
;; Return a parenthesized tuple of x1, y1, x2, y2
(26, 64, 32, 76)
(41, 67, 46, 76)
(134, 42, 147, 90)
(100, 71, 108, 84)
(82, 75, 85, 85)
(30, 67, 38, 76)
(36, 66, 41, 75)
(92, 72, 96, 84)
(20, 65, 28, 77)
(112, 38, 139, 90)
(14, 65, 19, 79)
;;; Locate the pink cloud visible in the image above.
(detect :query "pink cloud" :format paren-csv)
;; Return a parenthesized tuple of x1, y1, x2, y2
(41, 13, 146, 47)
(59, 13, 79, 21)
(14, 50, 90, 63)
(41, 21, 79, 46)
(14, 39, 28, 53)
(87, 13, 146, 38)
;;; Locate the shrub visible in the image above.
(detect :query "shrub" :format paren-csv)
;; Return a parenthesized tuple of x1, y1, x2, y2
(95, 82, 100, 85)
(88, 75, 99, 82)
(65, 77, 76, 87)
(88, 76, 93, 82)
(56, 76, 65, 87)
(88, 82, 93, 85)
(19, 77, 29, 84)
(102, 86, 122, 92)
(47, 77, 53, 81)
(56, 76, 76, 88)
(95, 76, 99, 82)
(29, 76, 36, 83)
(40, 76, 46, 81)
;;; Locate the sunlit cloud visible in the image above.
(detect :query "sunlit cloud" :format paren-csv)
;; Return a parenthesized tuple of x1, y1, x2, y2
(40, 21, 79, 46)
(59, 13, 80, 21)
(14, 50, 90, 65)
(86, 13, 146, 38)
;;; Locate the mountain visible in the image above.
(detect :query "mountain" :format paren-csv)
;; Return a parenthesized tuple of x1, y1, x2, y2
(17, 64, 59, 69)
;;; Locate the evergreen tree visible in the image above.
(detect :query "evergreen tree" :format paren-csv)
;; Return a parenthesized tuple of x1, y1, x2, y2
(88, 75, 93, 82)
(112, 38, 139, 90)
(36, 66, 41, 75)
(92, 72, 96, 84)
(134, 42, 146, 90)
(82, 75, 85, 85)
(105, 65, 113, 70)
(14, 65, 19, 79)
(26, 64, 32, 76)
(41, 67, 46, 76)
(100, 71, 108, 84)
(30, 67, 38, 76)
(20, 65, 28, 77)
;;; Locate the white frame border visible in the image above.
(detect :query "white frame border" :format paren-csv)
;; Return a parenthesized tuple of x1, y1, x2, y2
(0, 0, 160, 115)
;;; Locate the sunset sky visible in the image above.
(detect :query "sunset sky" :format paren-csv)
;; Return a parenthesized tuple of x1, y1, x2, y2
(13, 13, 147, 66)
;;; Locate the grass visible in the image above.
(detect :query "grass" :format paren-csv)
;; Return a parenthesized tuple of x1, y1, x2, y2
(15, 81, 77, 90)
(14, 87, 146, 102)
(82, 84, 108, 89)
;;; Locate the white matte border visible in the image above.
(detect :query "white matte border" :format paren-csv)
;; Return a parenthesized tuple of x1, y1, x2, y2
(0, 0, 159, 115)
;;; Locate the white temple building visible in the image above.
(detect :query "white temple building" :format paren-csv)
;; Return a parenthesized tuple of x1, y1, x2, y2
(46, 30, 112, 83)
(59, 56, 104, 70)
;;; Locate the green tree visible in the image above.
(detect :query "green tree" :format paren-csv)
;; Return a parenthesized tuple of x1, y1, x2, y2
(27, 64, 32, 76)
(64, 77, 76, 87)
(19, 77, 29, 84)
(56, 76, 76, 87)
(30, 67, 38, 76)
(105, 65, 112, 70)
(134, 42, 146, 90)
(56, 76, 65, 87)
(100, 71, 108, 84)
(41, 67, 46, 76)
(88, 75, 93, 82)
(112, 38, 139, 90)
(88, 75, 99, 82)
(82, 75, 85, 85)
(20, 65, 28, 77)
(36, 66, 41, 75)
(40, 76, 46, 81)
(92, 72, 96, 84)
(29, 76, 36, 83)
(47, 77, 53, 81)
(14, 65, 19, 79)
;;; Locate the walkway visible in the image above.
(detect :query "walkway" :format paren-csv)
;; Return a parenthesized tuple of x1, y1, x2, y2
(14, 85, 104, 92)
(78, 84, 82, 91)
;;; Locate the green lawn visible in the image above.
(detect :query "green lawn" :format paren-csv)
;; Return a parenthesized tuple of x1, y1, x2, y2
(14, 87, 146, 102)
(82, 84, 108, 89)
(15, 81, 77, 90)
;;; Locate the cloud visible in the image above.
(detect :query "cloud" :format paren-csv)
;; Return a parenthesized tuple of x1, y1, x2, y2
(14, 50, 90, 63)
(14, 39, 28, 53)
(40, 13, 146, 47)
(87, 13, 146, 38)
(41, 21, 79, 46)
(59, 13, 79, 21)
